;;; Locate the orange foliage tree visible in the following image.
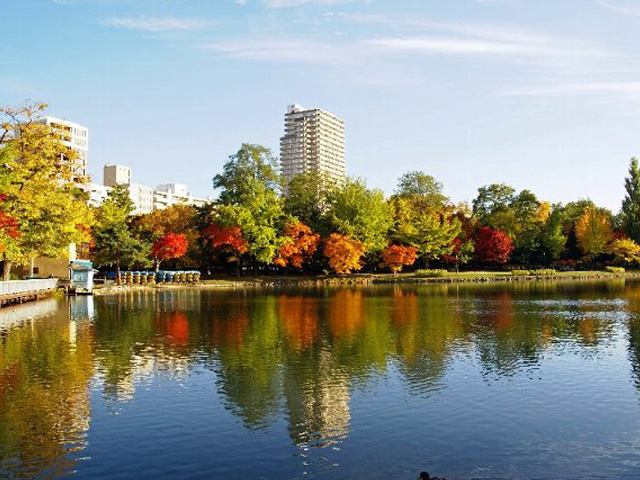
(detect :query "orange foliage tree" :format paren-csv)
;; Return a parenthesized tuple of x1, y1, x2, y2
(274, 221, 320, 268)
(382, 244, 418, 274)
(323, 233, 366, 274)
(151, 233, 188, 271)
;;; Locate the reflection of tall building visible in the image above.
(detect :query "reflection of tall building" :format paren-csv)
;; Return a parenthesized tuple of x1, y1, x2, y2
(285, 350, 350, 449)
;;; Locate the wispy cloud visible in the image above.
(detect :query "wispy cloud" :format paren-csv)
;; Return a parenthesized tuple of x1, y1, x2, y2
(507, 81, 640, 97)
(366, 35, 604, 58)
(597, 0, 640, 18)
(263, 0, 364, 8)
(200, 38, 345, 62)
(103, 16, 209, 32)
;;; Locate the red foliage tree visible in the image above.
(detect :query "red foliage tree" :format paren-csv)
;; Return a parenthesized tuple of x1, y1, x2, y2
(323, 234, 366, 274)
(0, 195, 19, 253)
(274, 222, 320, 268)
(202, 223, 249, 275)
(203, 223, 248, 257)
(381, 244, 417, 274)
(152, 233, 188, 271)
(473, 227, 514, 264)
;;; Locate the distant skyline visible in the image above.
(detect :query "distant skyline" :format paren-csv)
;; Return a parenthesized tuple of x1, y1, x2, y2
(2, 0, 640, 210)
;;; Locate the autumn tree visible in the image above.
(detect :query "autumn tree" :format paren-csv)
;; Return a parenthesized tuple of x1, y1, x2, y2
(213, 144, 285, 265)
(0, 102, 93, 279)
(441, 237, 474, 272)
(133, 204, 199, 268)
(151, 233, 188, 272)
(273, 222, 320, 269)
(0, 195, 19, 254)
(474, 227, 514, 264)
(381, 244, 417, 274)
(607, 238, 640, 265)
(202, 222, 249, 275)
(323, 234, 366, 274)
(622, 157, 640, 243)
(575, 206, 612, 256)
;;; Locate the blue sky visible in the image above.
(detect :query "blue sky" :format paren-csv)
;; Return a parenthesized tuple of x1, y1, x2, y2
(2, 0, 640, 210)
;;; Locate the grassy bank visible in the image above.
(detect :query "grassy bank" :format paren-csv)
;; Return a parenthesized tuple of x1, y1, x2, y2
(92, 270, 640, 294)
(198, 270, 640, 287)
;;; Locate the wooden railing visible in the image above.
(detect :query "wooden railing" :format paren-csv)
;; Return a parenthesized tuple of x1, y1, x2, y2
(0, 279, 59, 296)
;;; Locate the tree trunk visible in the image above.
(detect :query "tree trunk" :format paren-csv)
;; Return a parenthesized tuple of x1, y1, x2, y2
(29, 257, 34, 278)
(2, 255, 12, 281)
(116, 260, 121, 284)
(154, 259, 160, 273)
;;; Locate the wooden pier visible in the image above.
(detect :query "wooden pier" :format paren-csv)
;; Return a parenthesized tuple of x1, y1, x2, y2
(0, 279, 59, 308)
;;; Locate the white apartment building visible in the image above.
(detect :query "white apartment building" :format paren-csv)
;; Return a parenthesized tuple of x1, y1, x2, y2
(280, 104, 346, 189)
(154, 183, 208, 210)
(98, 165, 207, 213)
(34, 116, 89, 178)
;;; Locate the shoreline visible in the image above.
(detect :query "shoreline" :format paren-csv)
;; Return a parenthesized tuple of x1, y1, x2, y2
(91, 271, 640, 295)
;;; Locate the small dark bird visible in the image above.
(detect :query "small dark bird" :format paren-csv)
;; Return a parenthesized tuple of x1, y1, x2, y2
(418, 472, 448, 480)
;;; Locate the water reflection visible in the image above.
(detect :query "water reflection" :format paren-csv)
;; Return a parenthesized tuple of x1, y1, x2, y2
(2, 280, 640, 478)
(0, 297, 93, 478)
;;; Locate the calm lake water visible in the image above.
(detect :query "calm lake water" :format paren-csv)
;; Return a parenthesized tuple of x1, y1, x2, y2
(3, 281, 640, 479)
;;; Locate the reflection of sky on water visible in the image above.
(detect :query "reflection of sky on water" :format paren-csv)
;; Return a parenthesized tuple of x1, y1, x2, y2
(3, 281, 640, 478)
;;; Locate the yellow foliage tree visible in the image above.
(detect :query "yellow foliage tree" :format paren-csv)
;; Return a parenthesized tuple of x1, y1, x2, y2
(607, 238, 640, 265)
(0, 102, 93, 279)
(575, 206, 612, 256)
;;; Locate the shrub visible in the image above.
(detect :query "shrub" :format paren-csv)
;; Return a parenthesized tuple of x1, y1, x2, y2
(415, 269, 448, 278)
(605, 266, 625, 274)
(532, 269, 557, 276)
(511, 269, 531, 276)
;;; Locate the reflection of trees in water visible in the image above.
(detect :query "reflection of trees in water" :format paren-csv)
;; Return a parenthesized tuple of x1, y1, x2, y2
(278, 295, 318, 350)
(212, 295, 284, 429)
(625, 283, 640, 392)
(0, 303, 93, 478)
(50, 282, 627, 462)
(93, 292, 199, 404)
(389, 288, 466, 391)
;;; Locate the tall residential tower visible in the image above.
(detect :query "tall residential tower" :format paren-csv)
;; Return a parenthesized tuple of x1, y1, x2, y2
(280, 104, 345, 189)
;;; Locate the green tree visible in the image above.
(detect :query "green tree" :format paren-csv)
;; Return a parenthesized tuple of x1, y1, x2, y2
(0, 103, 93, 279)
(213, 144, 285, 265)
(539, 204, 567, 263)
(93, 186, 150, 277)
(622, 157, 640, 243)
(324, 178, 393, 252)
(283, 170, 334, 234)
(213, 143, 280, 205)
(394, 171, 448, 208)
(472, 183, 516, 218)
(390, 196, 461, 264)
